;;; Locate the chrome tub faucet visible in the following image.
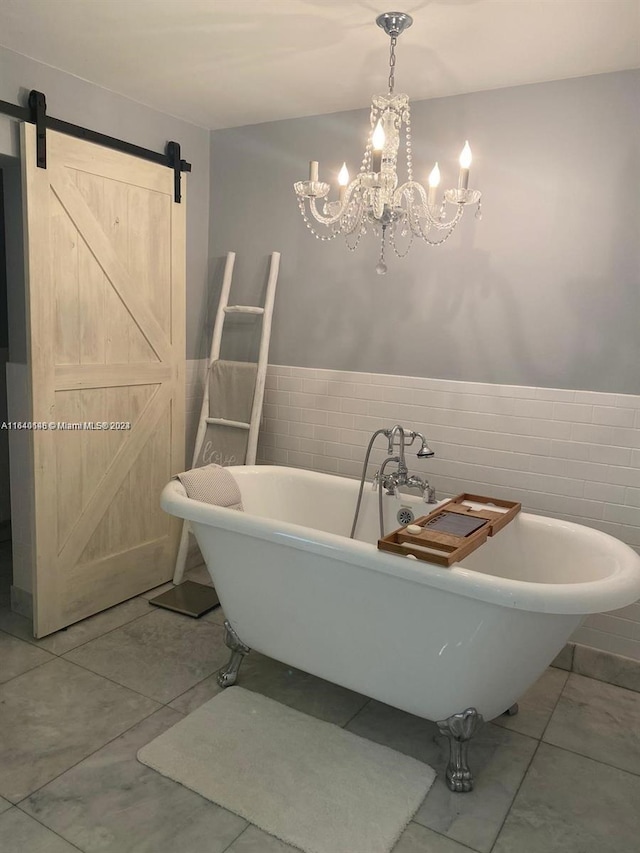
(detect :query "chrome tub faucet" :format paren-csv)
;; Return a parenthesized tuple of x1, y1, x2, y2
(374, 425, 436, 503)
(351, 424, 437, 539)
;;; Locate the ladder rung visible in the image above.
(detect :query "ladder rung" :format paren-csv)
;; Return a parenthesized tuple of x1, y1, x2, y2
(224, 305, 264, 315)
(206, 417, 251, 430)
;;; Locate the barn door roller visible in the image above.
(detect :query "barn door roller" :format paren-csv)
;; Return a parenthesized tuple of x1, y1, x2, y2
(28, 90, 47, 169)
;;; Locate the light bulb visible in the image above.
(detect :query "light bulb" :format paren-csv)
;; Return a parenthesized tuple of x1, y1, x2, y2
(372, 120, 385, 151)
(338, 162, 349, 202)
(371, 121, 385, 173)
(428, 162, 440, 208)
(458, 142, 472, 190)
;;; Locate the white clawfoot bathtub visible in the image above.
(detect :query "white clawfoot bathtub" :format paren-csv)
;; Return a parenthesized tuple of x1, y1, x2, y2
(161, 465, 640, 790)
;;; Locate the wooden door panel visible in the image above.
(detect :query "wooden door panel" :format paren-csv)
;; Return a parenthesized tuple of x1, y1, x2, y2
(51, 191, 81, 365)
(22, 124, 185, 636)
(55, 381, 171, 570)
(79, 399, 173, 563)
(51, 169, 170, 364)
(73, 168, 173, 356)
(54, 384, 159, 553)
(65, 538, 172, 626)
(128, 184, 172, 335)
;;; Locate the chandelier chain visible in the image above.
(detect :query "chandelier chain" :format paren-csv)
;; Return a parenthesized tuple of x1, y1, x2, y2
(388, 35, 397, 94)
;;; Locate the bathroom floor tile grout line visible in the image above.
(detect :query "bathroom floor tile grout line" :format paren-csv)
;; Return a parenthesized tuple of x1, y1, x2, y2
(164, 661, 230, 710)
(538, 737, 640, 779)
(0, 595, 215, 660)
(396, 821, 487, 853)
(452, 671, 565, 853)
(0, 595, 180, 657)
(487, 678, 640, 851)
(339, 696, 372, 730)
(486, 682, 570, 853)
(0, 633, 60, 685)
(0, 598, 227, 705)
(487, 738, 543, 853)
(10, 699, 184, 811)
(538, 671, 640, 778)
(539, 670, 571, 745)
(10, 809, 87, 853)
(7, 659, 261, 812)
(426, 825, 485, 853)
(55, 652, 226, 710)
(218, 823, 255, 853)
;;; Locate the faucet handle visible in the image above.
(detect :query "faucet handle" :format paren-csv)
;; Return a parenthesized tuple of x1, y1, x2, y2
(424, 484, 437, 504)
(372, 470, 380, 491)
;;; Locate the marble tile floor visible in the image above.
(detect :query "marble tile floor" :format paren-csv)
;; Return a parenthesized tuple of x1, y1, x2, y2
(0, 546, 639, 852)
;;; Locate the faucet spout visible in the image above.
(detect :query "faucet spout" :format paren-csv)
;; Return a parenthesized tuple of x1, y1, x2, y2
(385, 425, 409, 472)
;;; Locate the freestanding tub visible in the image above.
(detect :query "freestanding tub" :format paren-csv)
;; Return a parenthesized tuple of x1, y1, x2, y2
(161, 465, 640, 791)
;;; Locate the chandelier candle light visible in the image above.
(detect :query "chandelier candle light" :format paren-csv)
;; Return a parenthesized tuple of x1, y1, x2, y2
(294, 12, 482, 274)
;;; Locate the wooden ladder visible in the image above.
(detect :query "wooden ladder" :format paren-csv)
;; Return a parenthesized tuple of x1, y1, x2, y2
(173, 250, 280, 584)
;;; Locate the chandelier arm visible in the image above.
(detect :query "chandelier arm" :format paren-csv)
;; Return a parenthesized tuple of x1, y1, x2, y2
(420, 204, 464, 234)
(307, 197, 344, 227)
(297, 198, 341, 241)
(305, 179, 364, 226)
(410, 204, 464, 243)
(395, 182, 465, 232)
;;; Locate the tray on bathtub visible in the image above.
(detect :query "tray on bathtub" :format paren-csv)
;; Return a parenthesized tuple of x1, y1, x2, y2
(378, 493, 521, 567)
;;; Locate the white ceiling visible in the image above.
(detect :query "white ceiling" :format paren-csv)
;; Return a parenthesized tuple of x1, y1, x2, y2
(0, 0, 638, 130)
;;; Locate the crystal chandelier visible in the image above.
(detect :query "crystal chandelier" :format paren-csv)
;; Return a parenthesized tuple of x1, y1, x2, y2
(294, 11, 482, 275)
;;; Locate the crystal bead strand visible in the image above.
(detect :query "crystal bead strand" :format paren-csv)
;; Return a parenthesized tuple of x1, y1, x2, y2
(405, 105, 413, 183)
(297, 198, 339, 241)
(390, 227, 414, 258)
(376, 227, 388, 275)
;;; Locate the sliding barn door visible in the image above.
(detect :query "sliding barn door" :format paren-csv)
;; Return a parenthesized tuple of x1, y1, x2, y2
(21, 124, 185, 637)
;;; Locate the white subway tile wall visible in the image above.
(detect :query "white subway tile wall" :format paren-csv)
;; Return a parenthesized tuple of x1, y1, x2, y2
(185, 360, 640, 661)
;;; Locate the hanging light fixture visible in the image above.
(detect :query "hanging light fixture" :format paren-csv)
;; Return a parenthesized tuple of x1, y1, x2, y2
(294, 11, 482, 274)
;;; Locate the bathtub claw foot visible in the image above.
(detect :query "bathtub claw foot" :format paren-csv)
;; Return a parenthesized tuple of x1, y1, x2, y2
(504, 703, 519, 716)
(217, 620, 251, 688)
(437, 707, 483, 793)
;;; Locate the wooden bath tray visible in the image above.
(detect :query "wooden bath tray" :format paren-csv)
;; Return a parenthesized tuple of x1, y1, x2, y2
(378, 493, 521, 567)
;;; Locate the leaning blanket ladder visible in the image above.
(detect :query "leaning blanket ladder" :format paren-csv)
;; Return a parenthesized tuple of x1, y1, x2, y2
(151, 250, 280, 617)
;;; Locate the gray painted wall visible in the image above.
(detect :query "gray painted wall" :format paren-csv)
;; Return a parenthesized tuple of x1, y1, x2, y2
(0, 45, 211, 360)
(210, 70, 640, 394)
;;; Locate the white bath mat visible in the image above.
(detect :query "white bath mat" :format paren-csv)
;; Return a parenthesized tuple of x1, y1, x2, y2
(137, 686, 435, 853)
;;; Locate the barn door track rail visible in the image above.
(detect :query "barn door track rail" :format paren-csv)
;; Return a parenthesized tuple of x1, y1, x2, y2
(0, 89, 191, 202)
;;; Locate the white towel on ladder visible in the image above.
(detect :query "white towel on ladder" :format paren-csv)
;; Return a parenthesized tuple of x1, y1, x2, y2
(194, 360, 257, 467)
